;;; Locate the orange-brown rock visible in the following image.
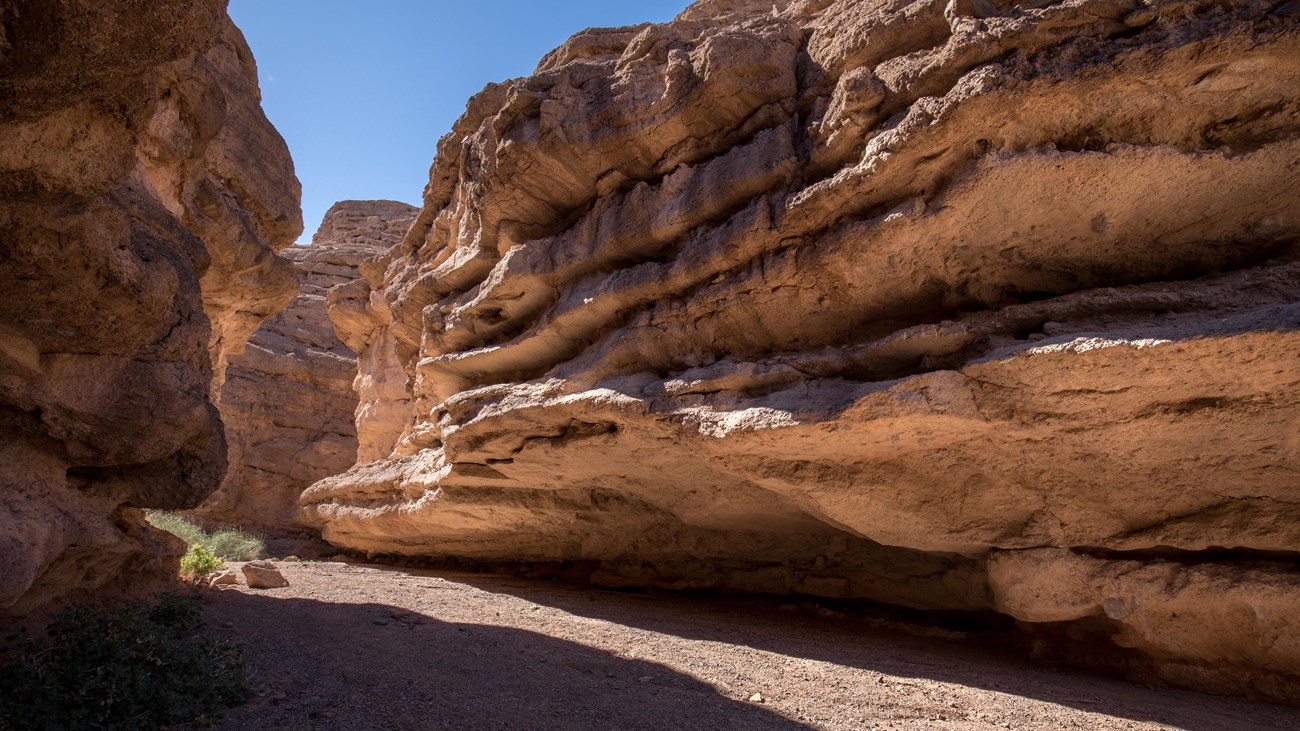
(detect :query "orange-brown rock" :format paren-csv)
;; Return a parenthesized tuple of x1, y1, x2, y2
(302, 0, 1300, 699)
(199, 201, 415, 531)
(988, 548, 1300, 701)
(241, 560, 289, 589)
(0, 0, 300, 618)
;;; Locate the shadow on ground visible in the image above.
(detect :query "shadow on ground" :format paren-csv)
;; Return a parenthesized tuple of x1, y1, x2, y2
(194, 588, 808, 731)
(436, 569, 1297, 731)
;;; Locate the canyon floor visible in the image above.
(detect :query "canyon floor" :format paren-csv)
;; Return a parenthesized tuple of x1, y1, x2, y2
(191, 561, 1298, 731)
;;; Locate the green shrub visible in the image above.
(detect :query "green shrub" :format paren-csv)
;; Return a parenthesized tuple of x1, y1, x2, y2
(149, 591, 203, 628)
(179, 544, 224, 579)
(0, 595, 247, 730)
(147, 512, 265, 562)
(145, 511, 208, 546)
(205, 528, 265, 562)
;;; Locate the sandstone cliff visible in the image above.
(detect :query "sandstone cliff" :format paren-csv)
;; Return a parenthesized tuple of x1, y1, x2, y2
(0, 0, 301, 617)
(201, 201, 416, 531)
(302, 0, 1299, 699)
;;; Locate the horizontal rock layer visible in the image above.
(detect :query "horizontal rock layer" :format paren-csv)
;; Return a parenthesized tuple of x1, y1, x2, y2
(302, 0, 1300, 699)
(201, 201, 416, 530)
(0, 0, 301, 617)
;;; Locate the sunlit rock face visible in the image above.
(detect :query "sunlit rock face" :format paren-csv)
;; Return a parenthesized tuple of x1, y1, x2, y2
(0, 0, 301, 617)
(302, 0, 1300, 698)
(201, 201, 416, 531)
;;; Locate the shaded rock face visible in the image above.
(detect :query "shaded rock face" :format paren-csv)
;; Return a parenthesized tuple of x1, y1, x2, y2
(201, 201, 415, 531)
(302, 0, 1300, 698)
(0, 0, 301, 617)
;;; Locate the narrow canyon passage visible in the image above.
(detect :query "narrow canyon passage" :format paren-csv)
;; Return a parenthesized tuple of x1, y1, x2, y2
(4, 0, 1297, 724)
(193, 562, 1298, 731)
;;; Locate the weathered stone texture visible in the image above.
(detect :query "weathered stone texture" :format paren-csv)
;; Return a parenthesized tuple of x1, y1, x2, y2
(302, 0, 1299, 698)
(200, 200, 415, 530)
(0, 0, 301, 617)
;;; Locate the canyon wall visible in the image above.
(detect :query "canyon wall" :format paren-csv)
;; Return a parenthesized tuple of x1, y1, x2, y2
(302, 0, 1300, 699)
(201, 201, 415, 531)
(0, 0, 301, 617)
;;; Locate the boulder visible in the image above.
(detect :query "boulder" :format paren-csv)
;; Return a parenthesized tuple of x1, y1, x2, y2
(208, 570, 240, 587)
(242, 561, 289, 589)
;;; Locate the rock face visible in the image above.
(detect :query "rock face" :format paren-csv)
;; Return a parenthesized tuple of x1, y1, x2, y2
(301, 0, 1300, 698)
(0, 1, 301, 617)
(200, 201, 415, 531)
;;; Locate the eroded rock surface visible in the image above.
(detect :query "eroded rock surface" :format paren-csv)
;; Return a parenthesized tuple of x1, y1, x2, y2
(200, 201, 415, 531)
(302, 0, 1300, 698)
(0, 0, 300, 617)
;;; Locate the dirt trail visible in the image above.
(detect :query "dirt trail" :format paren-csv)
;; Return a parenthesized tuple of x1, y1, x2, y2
(193, 562, 1298, 731)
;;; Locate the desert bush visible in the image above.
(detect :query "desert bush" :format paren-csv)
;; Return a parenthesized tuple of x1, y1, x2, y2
(179, 543, 225, 579)
(147, 512, 265, 562)
(205, 528, 265, 562)
(145, 511, 207, 546)
(0, 595, 247, 730)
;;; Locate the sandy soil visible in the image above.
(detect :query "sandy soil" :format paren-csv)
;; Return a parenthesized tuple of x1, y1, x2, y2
(192, 561, 1299, 731)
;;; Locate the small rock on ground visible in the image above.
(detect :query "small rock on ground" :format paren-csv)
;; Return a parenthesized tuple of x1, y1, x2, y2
(242, 561, 289, 589)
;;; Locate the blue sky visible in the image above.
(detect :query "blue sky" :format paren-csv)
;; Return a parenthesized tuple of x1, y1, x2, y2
(228, 1, 691, 243)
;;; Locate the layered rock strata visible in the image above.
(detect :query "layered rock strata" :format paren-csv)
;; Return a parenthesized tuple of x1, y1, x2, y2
(302, 0, 1300, 698)
(0, 0, 301, 617)
(200, 201, 415, 530)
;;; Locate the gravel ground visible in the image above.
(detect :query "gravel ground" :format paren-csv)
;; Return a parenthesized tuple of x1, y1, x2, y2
(193, 561, 1299, 731)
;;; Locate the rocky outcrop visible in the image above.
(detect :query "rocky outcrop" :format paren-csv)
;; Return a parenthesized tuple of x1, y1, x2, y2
(326, 213, 431, 466)
(0, 0, 301, 617)
(302, 0, 1300, 699)
(200, 201, 415, 531)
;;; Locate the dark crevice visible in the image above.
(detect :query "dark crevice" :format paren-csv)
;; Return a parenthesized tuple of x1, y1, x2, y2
(1072, 544, 1300, 567)
(350, 549, 1023, 632)
(1016, 615, 1151, 679)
